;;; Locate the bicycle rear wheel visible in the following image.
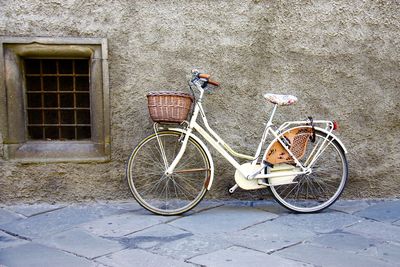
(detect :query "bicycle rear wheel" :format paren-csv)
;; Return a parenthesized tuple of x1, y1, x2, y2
(269, 130, 348, 213)
(126, 131, 211, 215)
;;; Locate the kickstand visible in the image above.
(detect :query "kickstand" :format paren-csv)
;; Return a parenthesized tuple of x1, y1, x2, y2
(229, 184, 239, 194)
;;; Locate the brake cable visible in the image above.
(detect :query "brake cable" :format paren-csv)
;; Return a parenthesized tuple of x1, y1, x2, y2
(187, 81, 196, 122)
(308, 116, 316, 143)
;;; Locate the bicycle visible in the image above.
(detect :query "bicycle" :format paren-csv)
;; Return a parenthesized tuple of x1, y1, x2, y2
(126, 69, 348, 216)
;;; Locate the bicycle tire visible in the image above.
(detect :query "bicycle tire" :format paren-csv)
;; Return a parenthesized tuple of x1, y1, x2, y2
(269, 130, 348, 213)
(126, 130, 211, 216)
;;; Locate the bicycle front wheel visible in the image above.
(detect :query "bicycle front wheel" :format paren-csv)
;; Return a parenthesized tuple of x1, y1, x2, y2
(126, 131, 211, 215)
(269, 130, 348, 213)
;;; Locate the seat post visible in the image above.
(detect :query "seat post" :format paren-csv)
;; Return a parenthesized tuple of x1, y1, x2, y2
(267, 104, 278, 126)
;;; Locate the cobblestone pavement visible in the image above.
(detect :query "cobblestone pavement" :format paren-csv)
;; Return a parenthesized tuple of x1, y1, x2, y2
(0, 199, 399, 267)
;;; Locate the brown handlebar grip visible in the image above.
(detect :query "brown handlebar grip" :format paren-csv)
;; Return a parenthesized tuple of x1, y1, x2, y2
(199, 73, 211, 79)
(198, 73, 219, 86)
(208, 80, 220, 86)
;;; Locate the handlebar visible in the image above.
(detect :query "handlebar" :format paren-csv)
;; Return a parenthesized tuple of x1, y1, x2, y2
(192, 69, 220, 87)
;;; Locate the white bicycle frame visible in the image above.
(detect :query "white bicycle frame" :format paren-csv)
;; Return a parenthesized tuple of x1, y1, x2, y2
(162, 79, 347, 190)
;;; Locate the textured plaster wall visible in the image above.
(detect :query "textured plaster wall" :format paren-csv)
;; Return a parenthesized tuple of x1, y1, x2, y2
(0, 0, 399, 203)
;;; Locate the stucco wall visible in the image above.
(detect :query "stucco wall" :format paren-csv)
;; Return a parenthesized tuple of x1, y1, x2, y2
(0, 0, 399, 203)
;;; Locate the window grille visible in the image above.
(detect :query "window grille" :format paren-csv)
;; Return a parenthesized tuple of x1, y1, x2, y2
(24, 59, 91, 140)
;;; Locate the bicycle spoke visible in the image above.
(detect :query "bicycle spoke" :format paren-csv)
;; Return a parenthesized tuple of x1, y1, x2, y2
(165, 179, 169, 209)
(138, 175, 167, 196)
(172, 178, 179, 200)
(173, 173, 203, 192)
(172, 178, 198, 199)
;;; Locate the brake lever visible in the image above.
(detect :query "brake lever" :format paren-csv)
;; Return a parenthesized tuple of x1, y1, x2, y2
(199, 78, 209, 88)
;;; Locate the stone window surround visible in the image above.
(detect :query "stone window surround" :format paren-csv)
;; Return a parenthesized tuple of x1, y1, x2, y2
(0, 37, 110, 162)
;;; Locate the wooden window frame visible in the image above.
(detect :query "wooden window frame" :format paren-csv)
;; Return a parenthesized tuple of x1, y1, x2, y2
(0, 37, 110, 162)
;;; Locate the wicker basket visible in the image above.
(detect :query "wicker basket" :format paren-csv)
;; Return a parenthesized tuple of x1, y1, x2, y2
(147, 91, 194, 123)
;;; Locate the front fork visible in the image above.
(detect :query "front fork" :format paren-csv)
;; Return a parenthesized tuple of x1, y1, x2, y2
(154, 123, 169, 170)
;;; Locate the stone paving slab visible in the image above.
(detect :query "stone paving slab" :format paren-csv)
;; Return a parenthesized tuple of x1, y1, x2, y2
(358, 241, 400, 265)
(307, 232, 381, 253)
(168, 205, 278, 234)
(276, 243, 393, 267)
(344, 220, 400, 243)
(354, 200, 400, 223)
(217, 200, 291, 215)
(36, 228, 125, 259)
(224, 220, 316, 253)
(118, 224, 192, 250)
(0, 208, 24, 225)
(4, 203, 65, 217)
(81, 212, 175, 237)
(0, 204, 128, 239)
(95, 201, 142, 212)
(96, 248, 195, 267)
(329, 199, 371, 214)
(272, 211, 363, 233)
(250, 200, 292, 215)
(186, 200, 224, 214)
(188, 245, 312, 267)
(0, 243, 98, 267)
(149, 233, 233, 261)
(0, 231, 29, 249)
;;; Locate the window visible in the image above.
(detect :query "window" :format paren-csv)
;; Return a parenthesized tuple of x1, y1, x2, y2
(0, 37, 110, 162)
(25, 59, 91, 141)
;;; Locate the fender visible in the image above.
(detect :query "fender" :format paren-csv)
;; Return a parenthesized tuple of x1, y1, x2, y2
(165, 127, 215, 190)
(263, 125, 348, 162)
